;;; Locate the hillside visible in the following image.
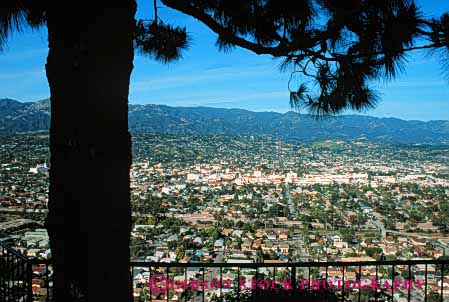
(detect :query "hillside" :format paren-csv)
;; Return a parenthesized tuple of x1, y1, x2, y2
(1, 98, 448, 144)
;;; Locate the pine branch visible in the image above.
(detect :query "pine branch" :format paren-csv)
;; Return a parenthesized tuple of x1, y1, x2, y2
(161, 0, 296, 56)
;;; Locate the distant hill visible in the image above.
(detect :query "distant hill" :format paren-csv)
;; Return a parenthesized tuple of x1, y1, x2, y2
(1, 98, 448, 145)
(0, 98, 51, 135)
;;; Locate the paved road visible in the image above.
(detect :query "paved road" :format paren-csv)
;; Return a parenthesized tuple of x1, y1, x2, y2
(208, 252, 224, 293)
(371, 219, 444, 240)
(190, 251, 224, 302)
(284, 183, 295, 219)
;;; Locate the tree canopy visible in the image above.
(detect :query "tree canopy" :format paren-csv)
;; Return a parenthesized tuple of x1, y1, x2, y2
(161, 0, 449, 114)
(1, 0, 190, 62)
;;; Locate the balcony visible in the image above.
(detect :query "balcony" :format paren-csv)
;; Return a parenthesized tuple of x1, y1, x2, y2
(1, 242, 448, 302)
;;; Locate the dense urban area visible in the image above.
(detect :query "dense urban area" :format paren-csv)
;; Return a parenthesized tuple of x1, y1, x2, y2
(1, 133, 449, 301)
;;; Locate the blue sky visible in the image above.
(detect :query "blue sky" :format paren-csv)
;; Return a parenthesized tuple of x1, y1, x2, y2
(0, 1, 448, 121)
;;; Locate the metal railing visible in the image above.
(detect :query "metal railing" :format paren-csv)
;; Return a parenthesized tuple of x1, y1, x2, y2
(1, 242, 448, 302)
(0, 243, 32, 302)
(130, 260, 449, 302)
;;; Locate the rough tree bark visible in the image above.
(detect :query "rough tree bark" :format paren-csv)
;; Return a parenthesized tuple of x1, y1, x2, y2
(45, 2, 136, 301)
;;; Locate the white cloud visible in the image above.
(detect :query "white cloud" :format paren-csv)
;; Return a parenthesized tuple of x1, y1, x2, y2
(130, 64, 279, 92)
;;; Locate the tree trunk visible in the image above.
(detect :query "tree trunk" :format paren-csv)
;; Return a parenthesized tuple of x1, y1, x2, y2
(44, 2, 136, 301)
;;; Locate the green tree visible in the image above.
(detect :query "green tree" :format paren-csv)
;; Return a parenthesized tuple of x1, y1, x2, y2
(428, 292, 441, 302)
(175, 245, 185, 260)
(439, 200, 449, 231)
(365, 247, 383, 258)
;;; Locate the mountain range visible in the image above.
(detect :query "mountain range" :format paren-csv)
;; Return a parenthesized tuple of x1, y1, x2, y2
(1, 98, 448, 145)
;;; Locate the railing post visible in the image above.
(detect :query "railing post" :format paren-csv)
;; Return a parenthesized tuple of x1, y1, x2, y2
(6, 252, 10, 300)
(408, 264, 412, 302)
(202, 267, 205, 302)
(166, 266, 169, 302)
(237, 267, 240, 301)
(391, 265, 395, 302)
(308, 263, 311, 291)
(375, 264, 379, 302)
(219, 266, 222, 302)
(185, 266, 188, 302)
(441, 264, 444, 302)
(291, 266, 296, 290)
(27, 258, 33, 302)
(12, 253, 16, 302)
(254, 267, 258, 298)
(0, 247, 3, 302)
(341, 265, 345, 302)
(424, 264, 427, 302)
(149, 266, 152, 302)
(358, 265, 362, 302)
